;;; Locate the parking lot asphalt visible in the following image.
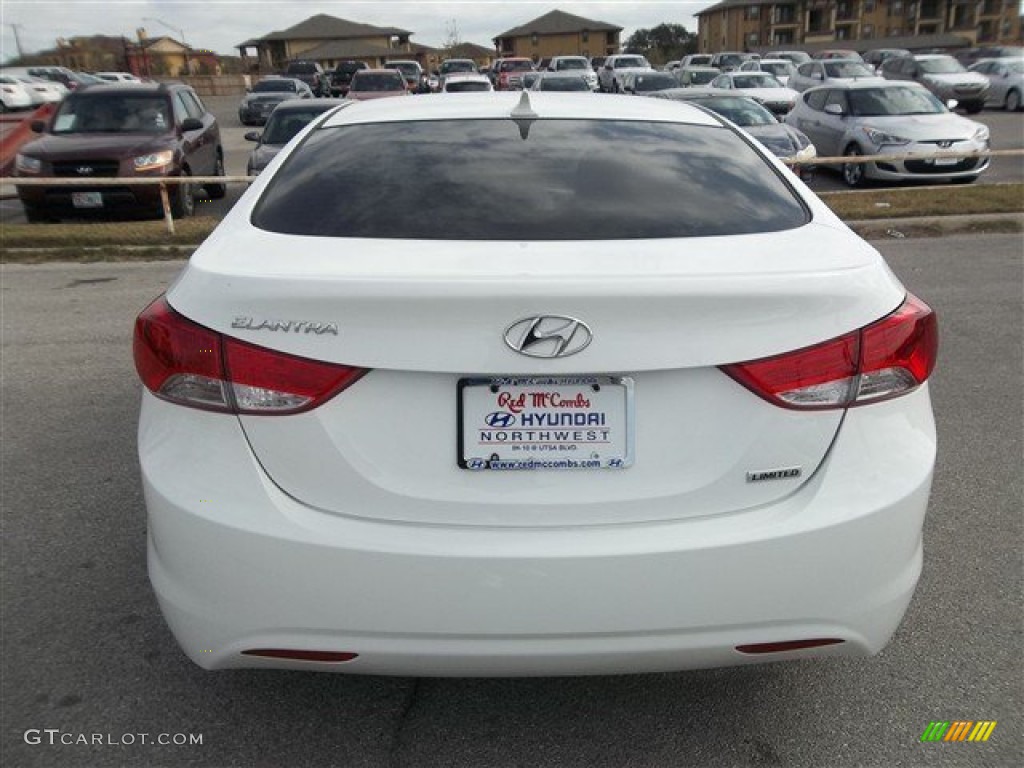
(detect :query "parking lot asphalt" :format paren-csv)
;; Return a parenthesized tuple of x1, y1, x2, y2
(1, 234, 1021, 767)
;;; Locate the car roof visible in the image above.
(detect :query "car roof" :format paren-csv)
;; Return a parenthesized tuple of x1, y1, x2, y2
(913, 54, 954, 60)
(271, 98, 349, 112)
(71, 82, 174, 95)
(653, 87, 749, 99)
(321, 91, 721, 128)
(805, 79, 929, 92)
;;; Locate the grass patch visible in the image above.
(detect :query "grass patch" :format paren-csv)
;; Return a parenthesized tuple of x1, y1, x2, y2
(820, 182, 1024, 220)
(1, 184, 1022, 260)
(1, 216, 218, 249)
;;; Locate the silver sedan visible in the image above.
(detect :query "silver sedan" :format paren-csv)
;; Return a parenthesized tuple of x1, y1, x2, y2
(785, 81, 990, 187)
(969, 57, 1024, 111)
(788, 59, 884, 93)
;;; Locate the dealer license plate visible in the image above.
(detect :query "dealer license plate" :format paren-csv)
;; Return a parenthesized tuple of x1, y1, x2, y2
(71, 192, 103, 208)
(458, 376, 634, 470)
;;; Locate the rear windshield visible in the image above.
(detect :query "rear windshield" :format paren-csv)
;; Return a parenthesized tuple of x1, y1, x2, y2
(351, 73, 404, 91)
(445, 80, 491, 92)
(254, 79, 297, 92)
(440, 60, 476, 74)
(502, 60, 534, 72)
(252, 119, 807, 240)
(287, 62, 317, 74)
(554, 58, 588, 70)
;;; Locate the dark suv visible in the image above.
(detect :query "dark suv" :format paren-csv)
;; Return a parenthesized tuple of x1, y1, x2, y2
(14, 82, 224, 221)
(285, 60, 328, 96)
(329, 61, 369, 96)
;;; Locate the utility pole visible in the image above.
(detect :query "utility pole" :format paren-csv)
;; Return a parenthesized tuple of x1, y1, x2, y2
(5, 23, 26, 60)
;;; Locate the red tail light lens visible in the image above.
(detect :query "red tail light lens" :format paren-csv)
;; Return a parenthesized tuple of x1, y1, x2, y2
(722, 294, 937, 410)
(133, 297, 367, 414)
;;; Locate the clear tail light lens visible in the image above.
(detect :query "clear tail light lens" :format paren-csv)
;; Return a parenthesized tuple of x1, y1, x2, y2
(722, 294, 937, 410)
(133, 297, 367, 414)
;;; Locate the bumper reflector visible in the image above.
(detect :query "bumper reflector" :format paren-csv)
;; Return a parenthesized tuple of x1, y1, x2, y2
(735, 638, 844, 654)
(241, 649, 359, 663)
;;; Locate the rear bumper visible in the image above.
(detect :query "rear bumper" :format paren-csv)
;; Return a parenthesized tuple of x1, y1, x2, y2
(141, 386, 935, 676)
(17, 183, 163, 213)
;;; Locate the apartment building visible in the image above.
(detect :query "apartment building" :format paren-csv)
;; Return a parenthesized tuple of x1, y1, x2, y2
(696, 0, 1022, 52)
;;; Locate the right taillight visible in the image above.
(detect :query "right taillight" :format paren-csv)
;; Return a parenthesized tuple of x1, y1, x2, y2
(722, 294, 937, 410)
(133, 297, 367, 415)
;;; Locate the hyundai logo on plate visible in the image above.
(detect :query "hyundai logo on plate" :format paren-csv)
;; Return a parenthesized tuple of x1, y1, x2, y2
(504, 315, 592, 359)
(485, 412, 517, 428)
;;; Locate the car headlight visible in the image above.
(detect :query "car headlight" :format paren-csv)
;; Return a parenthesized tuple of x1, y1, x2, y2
(972, 125, 990, 142)
(794, 144, 817, 162)
(133, 150, 174, 172)
(862, 127, 911, 146)
(15, 153, 41, 174)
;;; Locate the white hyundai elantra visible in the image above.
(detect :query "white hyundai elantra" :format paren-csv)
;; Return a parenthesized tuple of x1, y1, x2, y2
(134, 93, 938, 676)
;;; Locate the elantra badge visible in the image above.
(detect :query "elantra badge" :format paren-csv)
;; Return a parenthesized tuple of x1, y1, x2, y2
(504, 315, 592, 358)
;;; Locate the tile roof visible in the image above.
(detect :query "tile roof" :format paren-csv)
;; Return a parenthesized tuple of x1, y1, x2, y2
(495, 9, 621, 40)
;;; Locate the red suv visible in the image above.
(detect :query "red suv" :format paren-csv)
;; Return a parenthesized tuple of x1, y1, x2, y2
(495, 58, 535, 90)
(14, 82, 224, 221)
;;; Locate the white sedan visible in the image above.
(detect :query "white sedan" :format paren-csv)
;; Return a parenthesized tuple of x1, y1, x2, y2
(0, 73, 66, 105)
(710, 71, 800, 115)
(0, 75, 34, 111)
(135, 92, 938, 676)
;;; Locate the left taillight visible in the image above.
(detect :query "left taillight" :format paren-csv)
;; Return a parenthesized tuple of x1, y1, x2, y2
(721, 294, 938, 410)
(133, 297, 367, 415)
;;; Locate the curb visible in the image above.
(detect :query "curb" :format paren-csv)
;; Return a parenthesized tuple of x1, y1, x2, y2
(846, 212, 1024, 240)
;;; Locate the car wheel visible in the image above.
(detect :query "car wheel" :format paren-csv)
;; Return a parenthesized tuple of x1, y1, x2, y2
(842, 145, 866, 188)
(0, 101, 7, 113)
(205, 152, 227, 200)
(170, 170, 195, 218)
(1006, 89, 1022, 112)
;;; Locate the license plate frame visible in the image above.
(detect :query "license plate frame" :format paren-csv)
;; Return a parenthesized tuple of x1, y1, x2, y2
(457, 375, 634, 471)
(71, 191, 103, 208)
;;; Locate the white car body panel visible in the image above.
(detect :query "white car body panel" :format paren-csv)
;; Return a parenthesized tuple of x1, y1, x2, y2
(139, 92, 936, 675)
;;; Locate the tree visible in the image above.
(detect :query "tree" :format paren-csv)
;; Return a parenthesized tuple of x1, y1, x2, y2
(623, 23, 697, 66)
(443, 18, 462, 55)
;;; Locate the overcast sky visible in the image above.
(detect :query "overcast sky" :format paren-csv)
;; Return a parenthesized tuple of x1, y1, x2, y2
(1, 1, 716, 60)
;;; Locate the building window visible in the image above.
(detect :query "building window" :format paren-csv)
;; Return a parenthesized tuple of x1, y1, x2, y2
(864, 0, 876, 11)
(745, 6, 760, 20)
(836, 26, 849, 40)
(747, 32, 760, 45)
(582, 30, 589, 43)
(808, 9, 830, 33)
(888, 26, 903, 36)
(774, 7, 796, 24)
(888, 0, 903, 16)
(863, 23, 875, 38)
(951, 4, 972, 29)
